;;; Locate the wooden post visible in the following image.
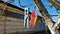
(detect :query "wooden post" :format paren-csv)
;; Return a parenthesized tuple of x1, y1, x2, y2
(33, 0, 60, 34)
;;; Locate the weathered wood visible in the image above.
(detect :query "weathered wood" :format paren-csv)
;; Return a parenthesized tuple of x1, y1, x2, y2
(33, 0, 59, 34)
(48, 0, 60, 10)
(0, 16, 44, 34)
(0, 16, 24, 34)
(0, 1, 24, 15)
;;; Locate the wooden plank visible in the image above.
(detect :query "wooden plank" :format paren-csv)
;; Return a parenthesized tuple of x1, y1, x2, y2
(49, 0, 60, 10)
(0, 16, 24, 34)
(0, 2, 24, 15)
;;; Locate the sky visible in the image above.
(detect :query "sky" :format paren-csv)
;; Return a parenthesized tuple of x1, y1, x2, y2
(2, 0, 60, 22)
